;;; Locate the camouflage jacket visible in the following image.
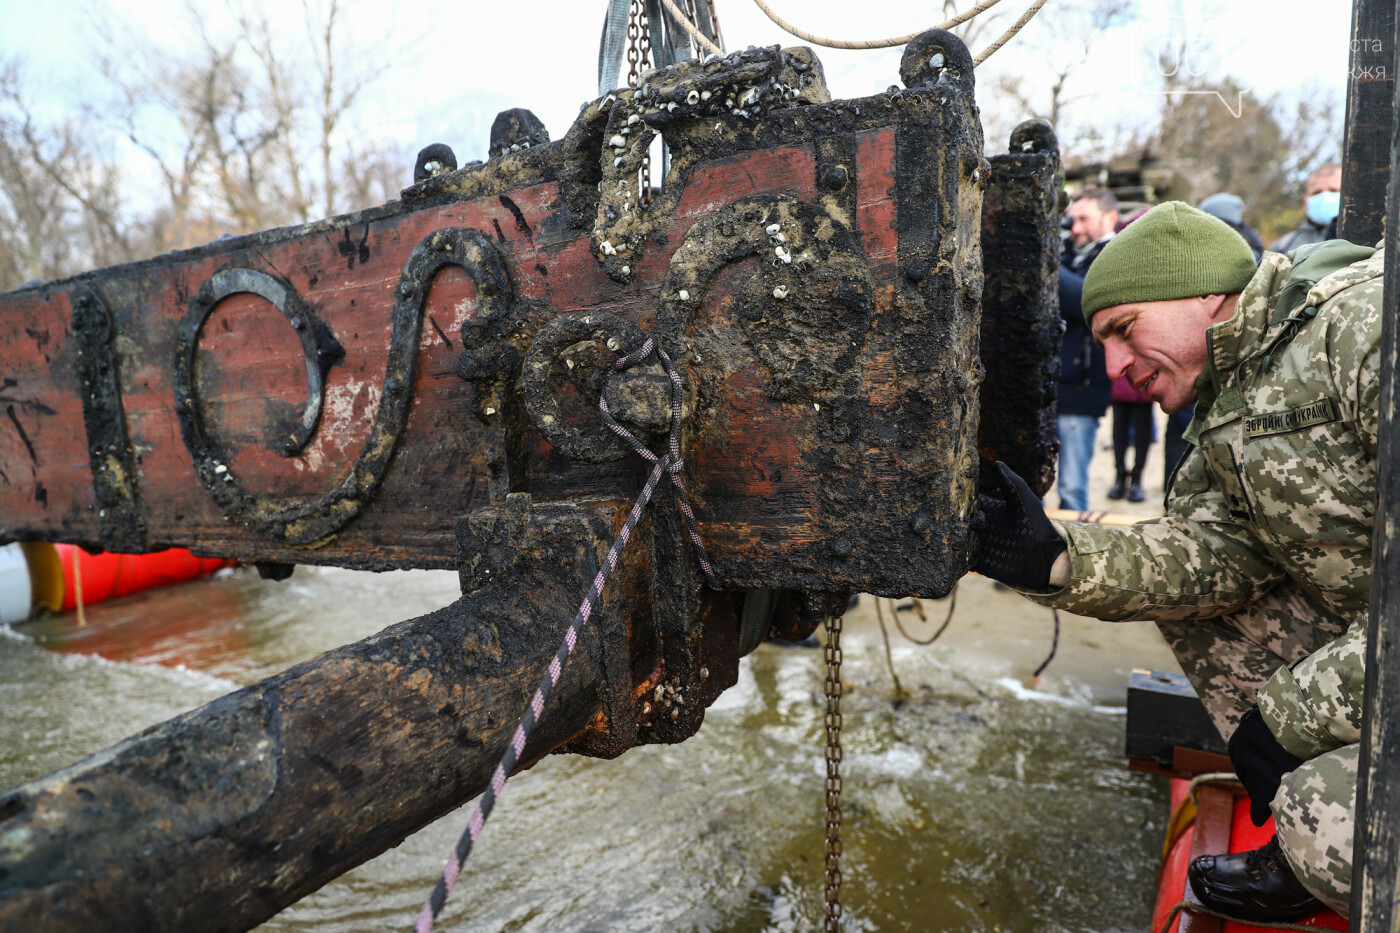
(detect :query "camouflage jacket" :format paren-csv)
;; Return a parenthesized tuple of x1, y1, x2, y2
(1022, 245, 1384, 760)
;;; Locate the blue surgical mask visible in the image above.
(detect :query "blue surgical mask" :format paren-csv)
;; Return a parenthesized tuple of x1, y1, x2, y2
(1306, 190, 1341, 226)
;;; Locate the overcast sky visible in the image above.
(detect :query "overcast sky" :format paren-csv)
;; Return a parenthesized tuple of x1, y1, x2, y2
(0, 0, 1359, 178)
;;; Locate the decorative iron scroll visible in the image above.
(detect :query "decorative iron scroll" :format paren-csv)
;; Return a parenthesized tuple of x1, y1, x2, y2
(655, 195, 872, 399)
(175, 229, 513, 545)
(522, 311, 650, 463)
(71, 287, 147, 552)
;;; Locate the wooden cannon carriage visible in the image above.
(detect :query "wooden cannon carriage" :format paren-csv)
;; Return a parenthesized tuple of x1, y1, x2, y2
(0, 30, 1067, 930)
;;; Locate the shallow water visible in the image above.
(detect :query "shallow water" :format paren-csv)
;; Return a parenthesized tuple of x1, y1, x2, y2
(2, 567, 1181, 932)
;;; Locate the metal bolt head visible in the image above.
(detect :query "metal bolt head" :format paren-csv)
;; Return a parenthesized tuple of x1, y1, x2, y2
(824, 166, 848, 191)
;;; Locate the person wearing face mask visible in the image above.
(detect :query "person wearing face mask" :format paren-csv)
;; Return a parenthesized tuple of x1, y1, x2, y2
(972, 202, 1381, 924)
(1269, 164, 1342, 254)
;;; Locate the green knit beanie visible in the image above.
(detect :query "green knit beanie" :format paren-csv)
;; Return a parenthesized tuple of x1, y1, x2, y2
(1080, 201, 1257, 325)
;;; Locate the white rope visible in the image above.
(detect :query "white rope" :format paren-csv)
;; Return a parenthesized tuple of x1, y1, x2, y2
(660, 0, 724, 56)
(749, 0, 1007, 51)
(971, 0, 1049, 65)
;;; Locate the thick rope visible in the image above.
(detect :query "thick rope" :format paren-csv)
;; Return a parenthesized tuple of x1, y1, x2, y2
(971, 0, 1048, 65)
(894, 587, 958, 646)
(750, 0, 1006, 50)
(660, 0, 724, 56)
(413, 337, 718, 933)
(872, 598, 905, 697)
(1030, 605, 1060, 679)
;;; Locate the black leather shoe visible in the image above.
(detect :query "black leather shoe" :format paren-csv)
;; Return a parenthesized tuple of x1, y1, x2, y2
(1127, 482, 1145, 503)
(1187, 835, 1322, 922)
(1107, 479, 1126, 500)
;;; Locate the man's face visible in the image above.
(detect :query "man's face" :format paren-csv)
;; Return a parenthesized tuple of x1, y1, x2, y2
(1092, 296, 1233, 413)
(1304, 167, 1342, 202)
(1068, 200, 1117, 248)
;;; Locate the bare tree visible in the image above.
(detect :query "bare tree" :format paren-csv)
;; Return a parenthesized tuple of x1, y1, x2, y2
(1152, 61, 1341, 241)
(78, 0, 405, 251)
(982, 0, 1135, 155)
(0, 59, 139, 290)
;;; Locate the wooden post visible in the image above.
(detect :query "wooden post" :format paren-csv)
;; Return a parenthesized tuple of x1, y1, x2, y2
(0, 504, 624, 933)
(1352, 0, 1400, 927)
(1338, 0, 1397, 245)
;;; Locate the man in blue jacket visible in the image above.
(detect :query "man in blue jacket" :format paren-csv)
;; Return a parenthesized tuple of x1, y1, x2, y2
(1055, 268, 1111, 512)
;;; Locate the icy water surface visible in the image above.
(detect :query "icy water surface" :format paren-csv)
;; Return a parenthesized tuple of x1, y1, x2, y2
(2, 567, 1181, 932)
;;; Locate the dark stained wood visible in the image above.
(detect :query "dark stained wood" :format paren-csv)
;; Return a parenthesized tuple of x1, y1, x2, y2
(1353, 1, 1400, 925)
(0, 33, 1034, 930)
(0, 42, 989, 600)
(979, 119, 1063, 499)
(0, 499, 657, 932)
(1338, 0, 1397, 245)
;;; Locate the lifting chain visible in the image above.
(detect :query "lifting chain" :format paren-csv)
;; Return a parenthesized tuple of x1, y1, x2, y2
(822, 608, 844, 932)
(625, 0, 642, 87)
(625, 0, 654, 207)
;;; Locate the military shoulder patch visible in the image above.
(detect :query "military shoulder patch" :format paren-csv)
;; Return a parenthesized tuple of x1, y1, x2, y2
(1243, 398, 1340, 438)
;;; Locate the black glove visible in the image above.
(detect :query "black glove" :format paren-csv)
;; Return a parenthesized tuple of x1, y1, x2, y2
(1229, 706, 1304, 827)
(973, 461, 1067, 588)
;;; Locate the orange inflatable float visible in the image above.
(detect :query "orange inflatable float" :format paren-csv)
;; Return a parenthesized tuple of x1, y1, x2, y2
(11, 542, 234, 617)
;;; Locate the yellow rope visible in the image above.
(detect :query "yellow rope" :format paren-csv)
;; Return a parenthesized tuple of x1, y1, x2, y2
(750, 0, 1006, 50)
(71, 545, 86, 628)
(660, 0, 725, 56)
(971, 0, 1049, 65)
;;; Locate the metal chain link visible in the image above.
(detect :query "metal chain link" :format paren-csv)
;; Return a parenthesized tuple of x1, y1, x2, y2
(823, 608, 844, 932)
(625, 1, 641, 86)
(636, 1, 654, 206)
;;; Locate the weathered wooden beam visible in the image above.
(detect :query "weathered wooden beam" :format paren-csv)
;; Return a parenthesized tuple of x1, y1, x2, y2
(978, 118, 1063, 499)
(0, 34, 990, 600)
(0, 30, 1062, 928)
(1338, 0, 1396, 245)
(1352, 1, 1400, 925)
(0, 497, 694, 932)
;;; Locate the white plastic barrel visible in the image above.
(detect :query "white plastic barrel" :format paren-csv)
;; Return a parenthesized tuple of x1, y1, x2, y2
(0, 542, 32, 624)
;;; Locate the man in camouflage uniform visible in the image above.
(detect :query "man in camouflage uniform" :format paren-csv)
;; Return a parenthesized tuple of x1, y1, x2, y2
(974, 202, 1382, 921)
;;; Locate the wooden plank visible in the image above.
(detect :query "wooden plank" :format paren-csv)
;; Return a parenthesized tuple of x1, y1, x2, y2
(0, 496, 722, 932)
(979, 119, 1063, 499)
(1353, 1, 1400, 925)
(1338, 0, 1397, 245)
(0, 42, 991, 599)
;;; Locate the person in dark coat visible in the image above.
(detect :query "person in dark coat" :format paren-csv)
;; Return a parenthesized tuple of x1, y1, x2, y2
(1198, 193, 1265, 261)
(1269, 165, 1342, 253)
(1056, 268, 1111, 512)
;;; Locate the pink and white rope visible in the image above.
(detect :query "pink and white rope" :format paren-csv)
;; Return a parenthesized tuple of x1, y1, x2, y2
(414, 333, 718, 932)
